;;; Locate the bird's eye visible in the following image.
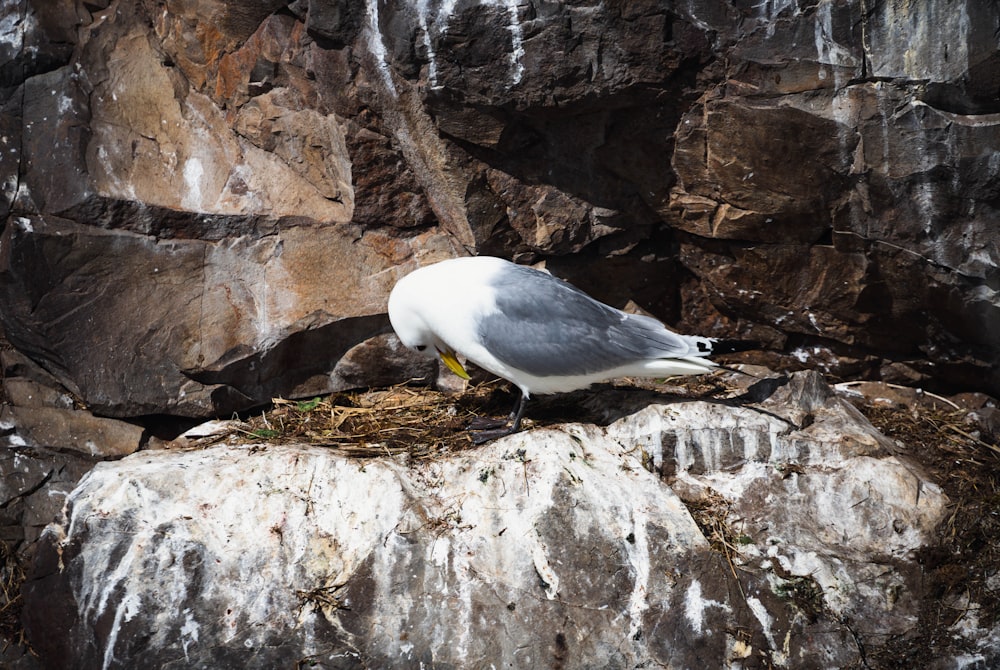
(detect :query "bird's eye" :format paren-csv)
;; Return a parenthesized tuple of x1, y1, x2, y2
(415, 345, 427, 352)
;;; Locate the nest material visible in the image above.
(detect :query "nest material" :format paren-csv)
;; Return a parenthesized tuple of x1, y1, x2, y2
(236, 385, 503, 459)
(849, 399, 1000, 667)
(0, 541, 27, 652)
(231, 373, 746, 459)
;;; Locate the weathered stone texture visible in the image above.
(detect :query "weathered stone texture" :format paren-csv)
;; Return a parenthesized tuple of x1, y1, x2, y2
(2, 0, 998, 418)
(1, 2, 998, 662)
(22, 374, 953, 668)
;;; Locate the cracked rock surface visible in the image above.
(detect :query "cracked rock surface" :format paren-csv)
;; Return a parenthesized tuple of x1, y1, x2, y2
(22, 373, 956, 668)
(1, 0, 998, 420)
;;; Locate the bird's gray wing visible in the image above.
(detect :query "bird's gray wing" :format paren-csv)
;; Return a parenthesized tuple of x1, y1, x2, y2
(476, 265, 694, 377)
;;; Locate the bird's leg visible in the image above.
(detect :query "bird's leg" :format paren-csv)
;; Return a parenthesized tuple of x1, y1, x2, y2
(466, 391, 525, 431)
(469, 392, 529, 444)
(507, 392, 528, 432)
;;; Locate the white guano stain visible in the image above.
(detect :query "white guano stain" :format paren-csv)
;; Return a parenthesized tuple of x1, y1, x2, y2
(625, 508, 650, 640)
(0, 0, 29, 51)
(182, 157, 204, 211)
(746, 595, 788, 666)
(61, 447, 407, 667)
(496, 0, 525, 84)
(530, 531, 560, 599)
(684, 579, 732, 635)
(813, 1, 855, 68)
(366, 0, 397, 95)
(388, 0, 525, 91)
(180, 609, 200, 660)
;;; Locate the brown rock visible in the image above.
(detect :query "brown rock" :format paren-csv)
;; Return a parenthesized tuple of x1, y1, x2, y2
(0, 446, 93, 552)
(0, 405, 144, 457)
(327, 332, 437, 393)
(2, 0, 1000, 417)
(671, 100, 855, 243)
(3, 378, 73, 409)
(82, 23, 349, 222)
(0, 214, 455, 416)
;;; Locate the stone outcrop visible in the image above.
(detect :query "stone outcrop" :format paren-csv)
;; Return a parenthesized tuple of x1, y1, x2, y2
(0, 0, 459, 418)
(0, 0, 997, 423)
(23, 372, 965, 668)
(2, 2, 1000, 666)
(0, 348, 145, 457)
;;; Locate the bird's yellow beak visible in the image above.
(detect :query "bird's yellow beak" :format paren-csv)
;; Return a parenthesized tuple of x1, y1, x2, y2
(437, 348, 471, 380)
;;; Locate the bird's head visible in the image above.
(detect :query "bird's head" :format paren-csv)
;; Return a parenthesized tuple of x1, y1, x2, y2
(388, 271, 471, 380)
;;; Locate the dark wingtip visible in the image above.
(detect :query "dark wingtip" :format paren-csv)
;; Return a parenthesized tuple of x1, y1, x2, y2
(709, 339, 761, 355)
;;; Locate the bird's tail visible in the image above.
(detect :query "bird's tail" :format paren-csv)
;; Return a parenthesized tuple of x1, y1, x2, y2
(698, 338, 765, 379)
(688, 336, 761, 357)
(707, 338, 760, 355)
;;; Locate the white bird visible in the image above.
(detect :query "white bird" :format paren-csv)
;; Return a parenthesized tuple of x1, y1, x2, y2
(388, 256, 755, 441)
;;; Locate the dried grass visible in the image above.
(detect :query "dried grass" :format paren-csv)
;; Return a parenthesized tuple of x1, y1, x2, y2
(851, 398, 1000, 668)
(231, 374, 744, 460)
(0, 541, 27, 652)
(234, 384, 512, 460)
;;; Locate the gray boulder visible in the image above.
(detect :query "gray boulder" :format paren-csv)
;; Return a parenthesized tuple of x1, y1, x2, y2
(23, 373, 961, 668)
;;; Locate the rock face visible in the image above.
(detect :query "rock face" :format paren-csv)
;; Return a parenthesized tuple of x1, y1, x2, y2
(2, 2, 999, 665)
(0, 0, 458, 418)
(0, 0, 998, 423)
(23, 373, 964, 668)
(0, 348, 145, 458)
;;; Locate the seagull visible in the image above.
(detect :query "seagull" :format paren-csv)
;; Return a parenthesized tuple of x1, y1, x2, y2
(388, 256, 756, 442)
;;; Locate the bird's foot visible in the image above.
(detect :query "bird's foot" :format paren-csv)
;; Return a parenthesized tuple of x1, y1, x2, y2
(469, 424, 518, 445)
(467, 392, 528, 444)
(467, 416, 509, 431)
(466, 416, 519, 444)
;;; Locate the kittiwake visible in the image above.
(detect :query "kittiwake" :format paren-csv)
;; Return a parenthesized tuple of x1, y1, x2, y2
(388, 256, 756, 441)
